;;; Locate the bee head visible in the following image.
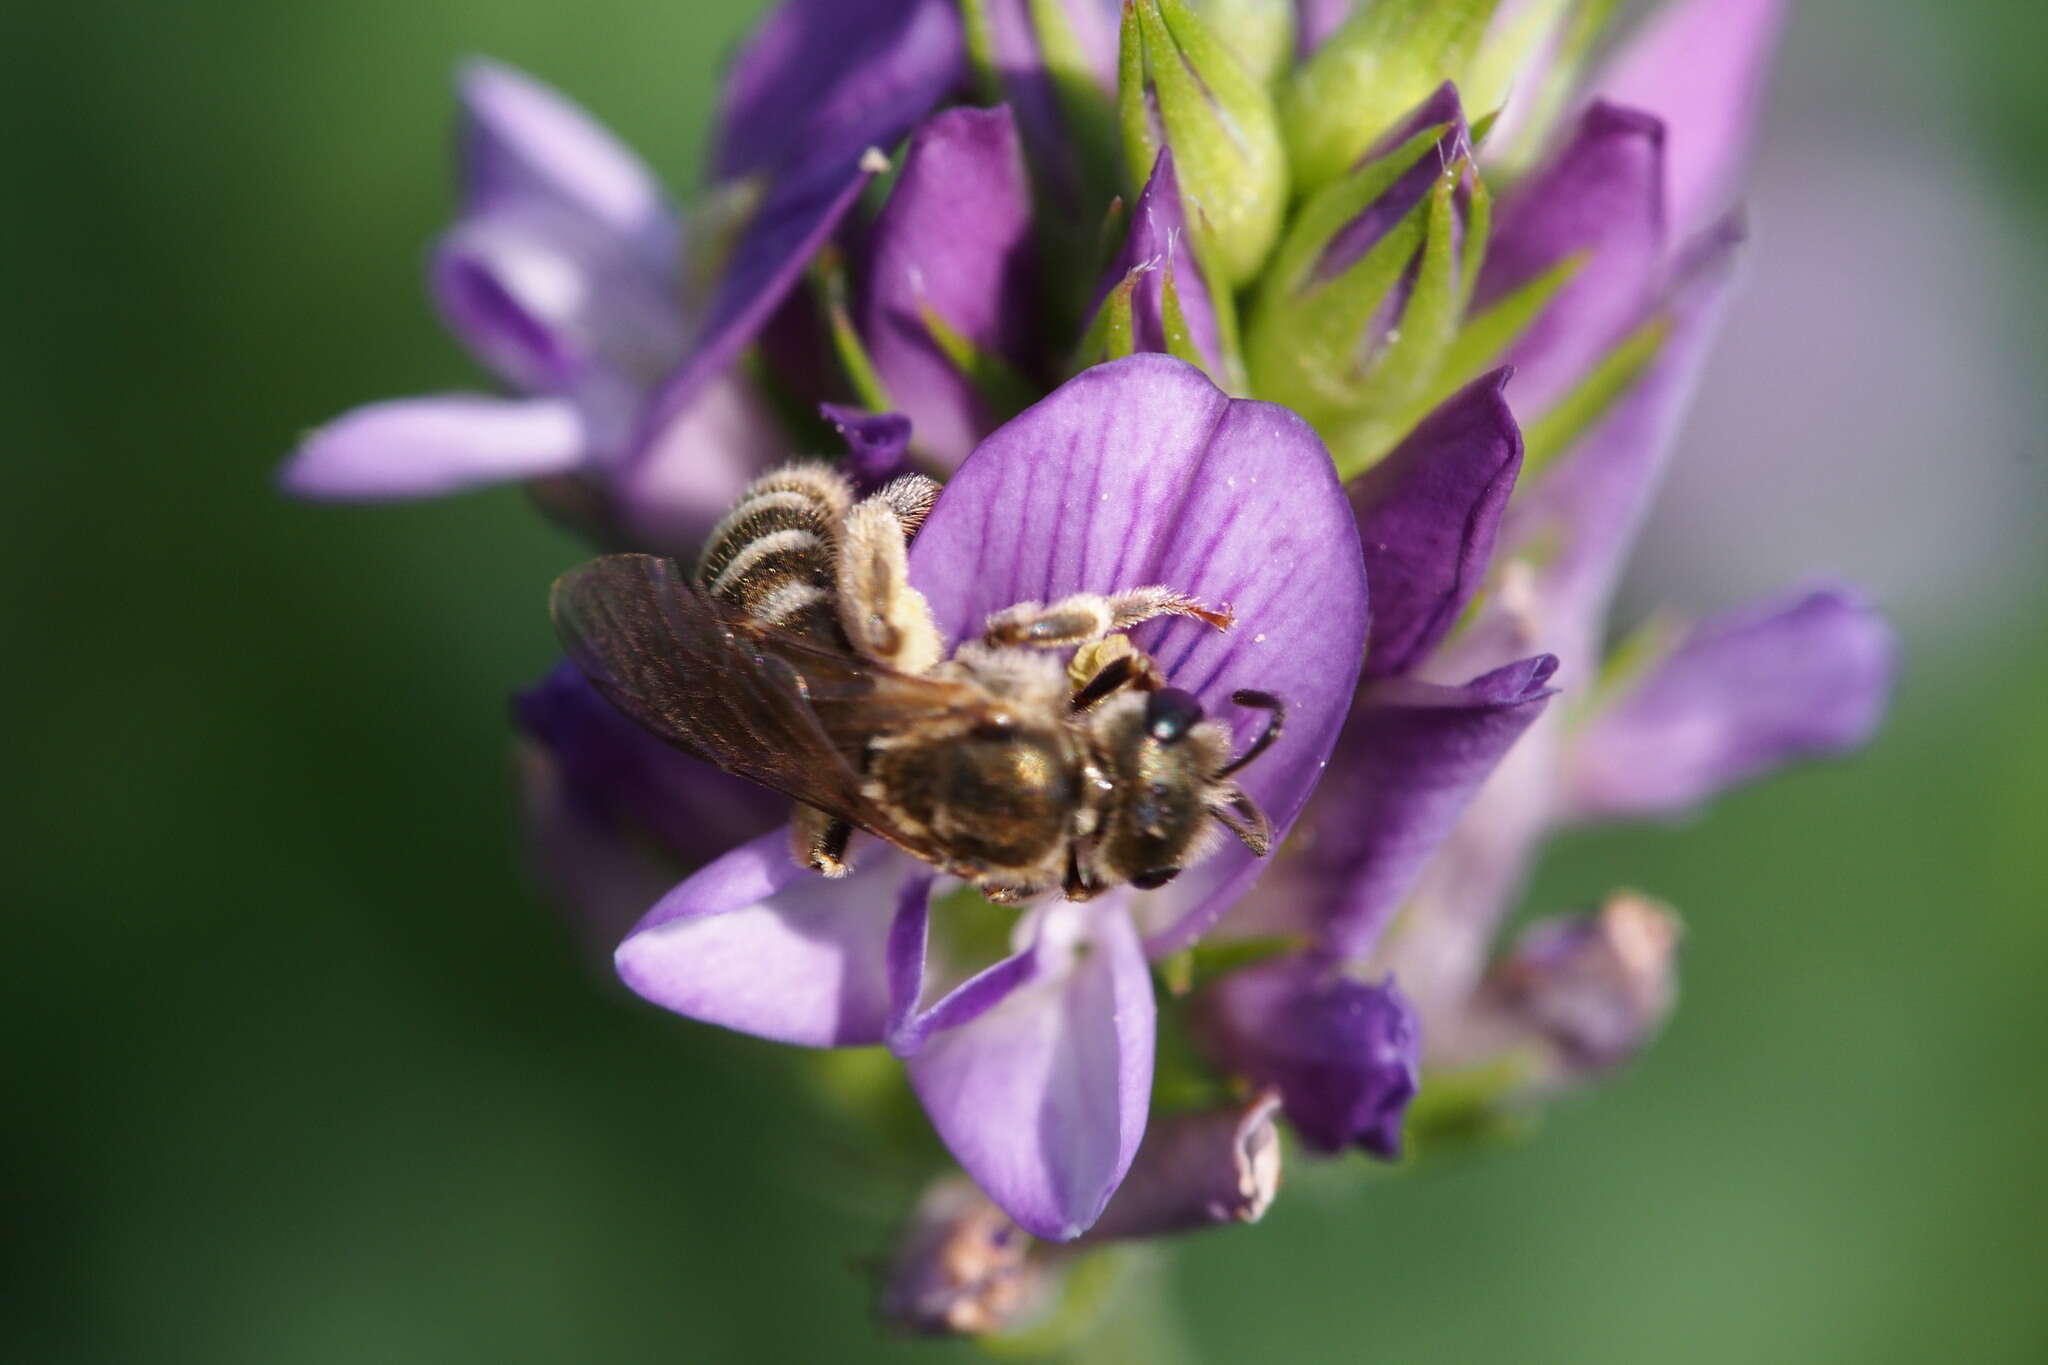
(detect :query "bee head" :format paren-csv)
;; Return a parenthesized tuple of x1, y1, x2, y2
(1083, 688, 1282, 893)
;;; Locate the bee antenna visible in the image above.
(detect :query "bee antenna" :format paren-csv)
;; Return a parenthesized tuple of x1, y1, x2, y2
(1211, 790, 1272, 857)
(1216, 689, 1284, 778)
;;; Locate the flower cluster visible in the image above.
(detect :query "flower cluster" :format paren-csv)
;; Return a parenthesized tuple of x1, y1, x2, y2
(283, 0, 1896, 1338)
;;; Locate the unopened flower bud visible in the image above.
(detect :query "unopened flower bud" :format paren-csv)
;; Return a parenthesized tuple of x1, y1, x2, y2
(1189, 0, 1295, 85)
(1083, 1092, 1284, 1241)
(878, 1177, 1052, 1337)
(1119, 0, 1288, 287)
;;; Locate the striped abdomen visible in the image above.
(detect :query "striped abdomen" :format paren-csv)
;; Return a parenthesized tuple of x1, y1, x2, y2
(694, 463, 853, 642)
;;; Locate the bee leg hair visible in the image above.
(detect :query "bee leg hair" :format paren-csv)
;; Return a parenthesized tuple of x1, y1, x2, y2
(981, 586, 1233, 649)
(836, 496, 945, 674)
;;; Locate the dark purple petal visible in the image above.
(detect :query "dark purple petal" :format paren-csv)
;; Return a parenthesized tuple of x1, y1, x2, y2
(1351, 369, 1523, 680)
(515, 740, 688, 959)
(1286, 655, 1557, 960)
(1316, 83, 1470, 284)
(858, 105, 1037, 469)
(1095, 149, 1223, 373)
(1594, 0, 1785, 240)
(1081, 1092, 1282, 1241)
(982, 0, 1120, 209)
(905, 903, 1154, 1241)
(908, 355, 1370, 955)
(712, 0, 966, 186)
(455, 58, 674, 262)
(513, 662, 786, 866)
(878, 1177, 1050, 1336)
(614, 830, 916, 1048)
(280, 394, 587, 500)
(1197, 953, 1419, 1157)
(1474, 101, 1667, 412)
(1562, 585, 1897, 822)
(820, 403, 917, 489)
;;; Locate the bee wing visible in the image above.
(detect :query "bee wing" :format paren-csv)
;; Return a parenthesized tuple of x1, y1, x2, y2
(548, 554, 974, 852)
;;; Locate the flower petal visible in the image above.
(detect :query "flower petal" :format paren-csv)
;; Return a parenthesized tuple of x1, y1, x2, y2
(1096, 149, 1223, 374)
(858, 105, 1038, 469)
(908, 355, 1369, 953)
(1289, 655, 1558, 960)
(1196, 953, 1419, 1157)
(1081, 1092, 1283, 1241)
(1474, 101, 1667, 413)
(1352, 369, 1523, 680)
(609, 372, 786, 555)
(905, 903, 1155, 1241)
(1594, 0, 1786, 240)
(454, 58, 674, 260)
(1294, 0, 1353, 56)
(883, 877, 1043, 1058)
(280, 394, 587, 500)
(1562, 585, 1897, 822)
(712, 0, 966, 187)
(820, 404, 917, 489)
(614, 829, 913, 1047)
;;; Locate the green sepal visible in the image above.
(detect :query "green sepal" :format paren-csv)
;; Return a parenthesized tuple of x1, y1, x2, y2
(1157, 259, 1213, 372)
(1520, 312, 1672, 479)
(1401, 1055, 1546, 1161)
(1281, 0, 1502, 194)
(1192, 0, 1295, 86)
(958, 0, 1005, 104)
(1120, 0, 1288, 287)
(917, 299, 1038, 422)
(810, 244, 895, 413)
(1072, 269, 1141, 370)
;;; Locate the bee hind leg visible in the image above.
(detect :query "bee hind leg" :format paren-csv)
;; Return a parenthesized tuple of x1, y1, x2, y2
(792, 804, 855, 877)
(981, 586, 1233, 650)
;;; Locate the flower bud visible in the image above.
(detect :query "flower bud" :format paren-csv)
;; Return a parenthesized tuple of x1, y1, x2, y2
(1083, 1093, 1283, 1240)
(1189, 0, 1295, 85)
(1281, 0, 1500, 194)
(1119, 0, 1288, 287)
(878, 1177, 1052, 1336)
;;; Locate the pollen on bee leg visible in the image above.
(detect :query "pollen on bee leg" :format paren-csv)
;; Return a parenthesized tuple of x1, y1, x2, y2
(836, 496, 943, 674)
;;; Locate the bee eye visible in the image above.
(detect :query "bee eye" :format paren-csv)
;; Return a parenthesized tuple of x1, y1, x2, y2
(1143, 688, 1204, 743)
(1131, 867, 1182, 890)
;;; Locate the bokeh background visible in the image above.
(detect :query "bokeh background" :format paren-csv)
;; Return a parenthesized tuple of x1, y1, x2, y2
(8, 1, 2045, 1360)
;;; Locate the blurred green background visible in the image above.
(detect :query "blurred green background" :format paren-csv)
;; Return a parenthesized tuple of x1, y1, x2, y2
(7, 1, 2045, 1360)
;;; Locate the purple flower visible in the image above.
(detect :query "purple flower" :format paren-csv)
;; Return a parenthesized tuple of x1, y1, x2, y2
(279, 59, 781, 550)
(609, 356, 1367, 1239)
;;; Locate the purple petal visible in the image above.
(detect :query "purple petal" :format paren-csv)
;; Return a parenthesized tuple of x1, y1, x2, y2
(908, 355, 1370, 953)
(858, 105, 1037, 469)
(1352, 369, 1523, 680)
(980, 0, 1119, 211)
(905, 904, 1155, 1241)
(1287, 655, 1558, 961)
(712, 0, 965, 186)
(1562, 585, 1897, 822)
(609, 372, 786, 555)
(1095, 149, 1223, 373)
(515, 740, 689, 959)
(883, 878, 1043, 1058)
(280, 394, 587, 500)
(513, 662, 786, 868)
(614, 829, 915, 1047)
(1197, 954, 1419, 1157)
(1474, 101, 1667, 412)
(1594, 0, 1785, 240)
(1295, 0, 1353, 56)
(1082, 1092, 1283, 1241)
(1316, 84, 1471, 284)
(430, 208, 686, 395)
(820, 404, 918, 489)
(455, 58, 674, 262)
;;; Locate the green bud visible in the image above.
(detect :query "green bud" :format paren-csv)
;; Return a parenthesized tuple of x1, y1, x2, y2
(1188, 0, 1295, 86)
(1280, 0, 1501, 194)
(1119, 0, 1289, 288)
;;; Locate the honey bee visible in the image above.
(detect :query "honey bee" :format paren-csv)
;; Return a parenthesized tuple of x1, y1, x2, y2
(550, 462, 1284, 902)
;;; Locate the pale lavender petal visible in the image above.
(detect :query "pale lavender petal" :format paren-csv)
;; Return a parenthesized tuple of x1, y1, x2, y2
(609, 371, 785, 554)
(820, 404, 917, 488)
(908, 355, 1369, 956)
(1082, 1092, 1282, 1241)
(455, 58, 673, 260)
(1562, 585, 1897, 822)
(1197, 954, 1418, 1157)
(712, 0, 965, 186)
(1352, 369, 1522, 679)
(858, 105, 1037, 469)
(905, 904, 1155, 1241)
(1290, 655, 1557, 960)
(1595, 0, 1786, 239)
(614, 829, 914, 1047)
(1295, 0, 1353, 56)
(878, 1177, 1050, 1336)
(1095, 149, 1223, 373)
(883, 877, 1042, 1057)
(1474, 101, 1667, 411)
(280, 394, 586, 500)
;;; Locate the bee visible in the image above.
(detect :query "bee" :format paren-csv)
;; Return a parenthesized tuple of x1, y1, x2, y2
(550, 462, 1284, 903)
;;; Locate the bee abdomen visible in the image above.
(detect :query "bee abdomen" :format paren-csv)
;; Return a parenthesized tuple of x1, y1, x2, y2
(695, 463, 852, 637)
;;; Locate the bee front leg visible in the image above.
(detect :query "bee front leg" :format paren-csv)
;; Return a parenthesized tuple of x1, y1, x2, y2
(981, 586, 1233, 650)
(792, 804, 854, 877)
(1067, 636, 1167, 710)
